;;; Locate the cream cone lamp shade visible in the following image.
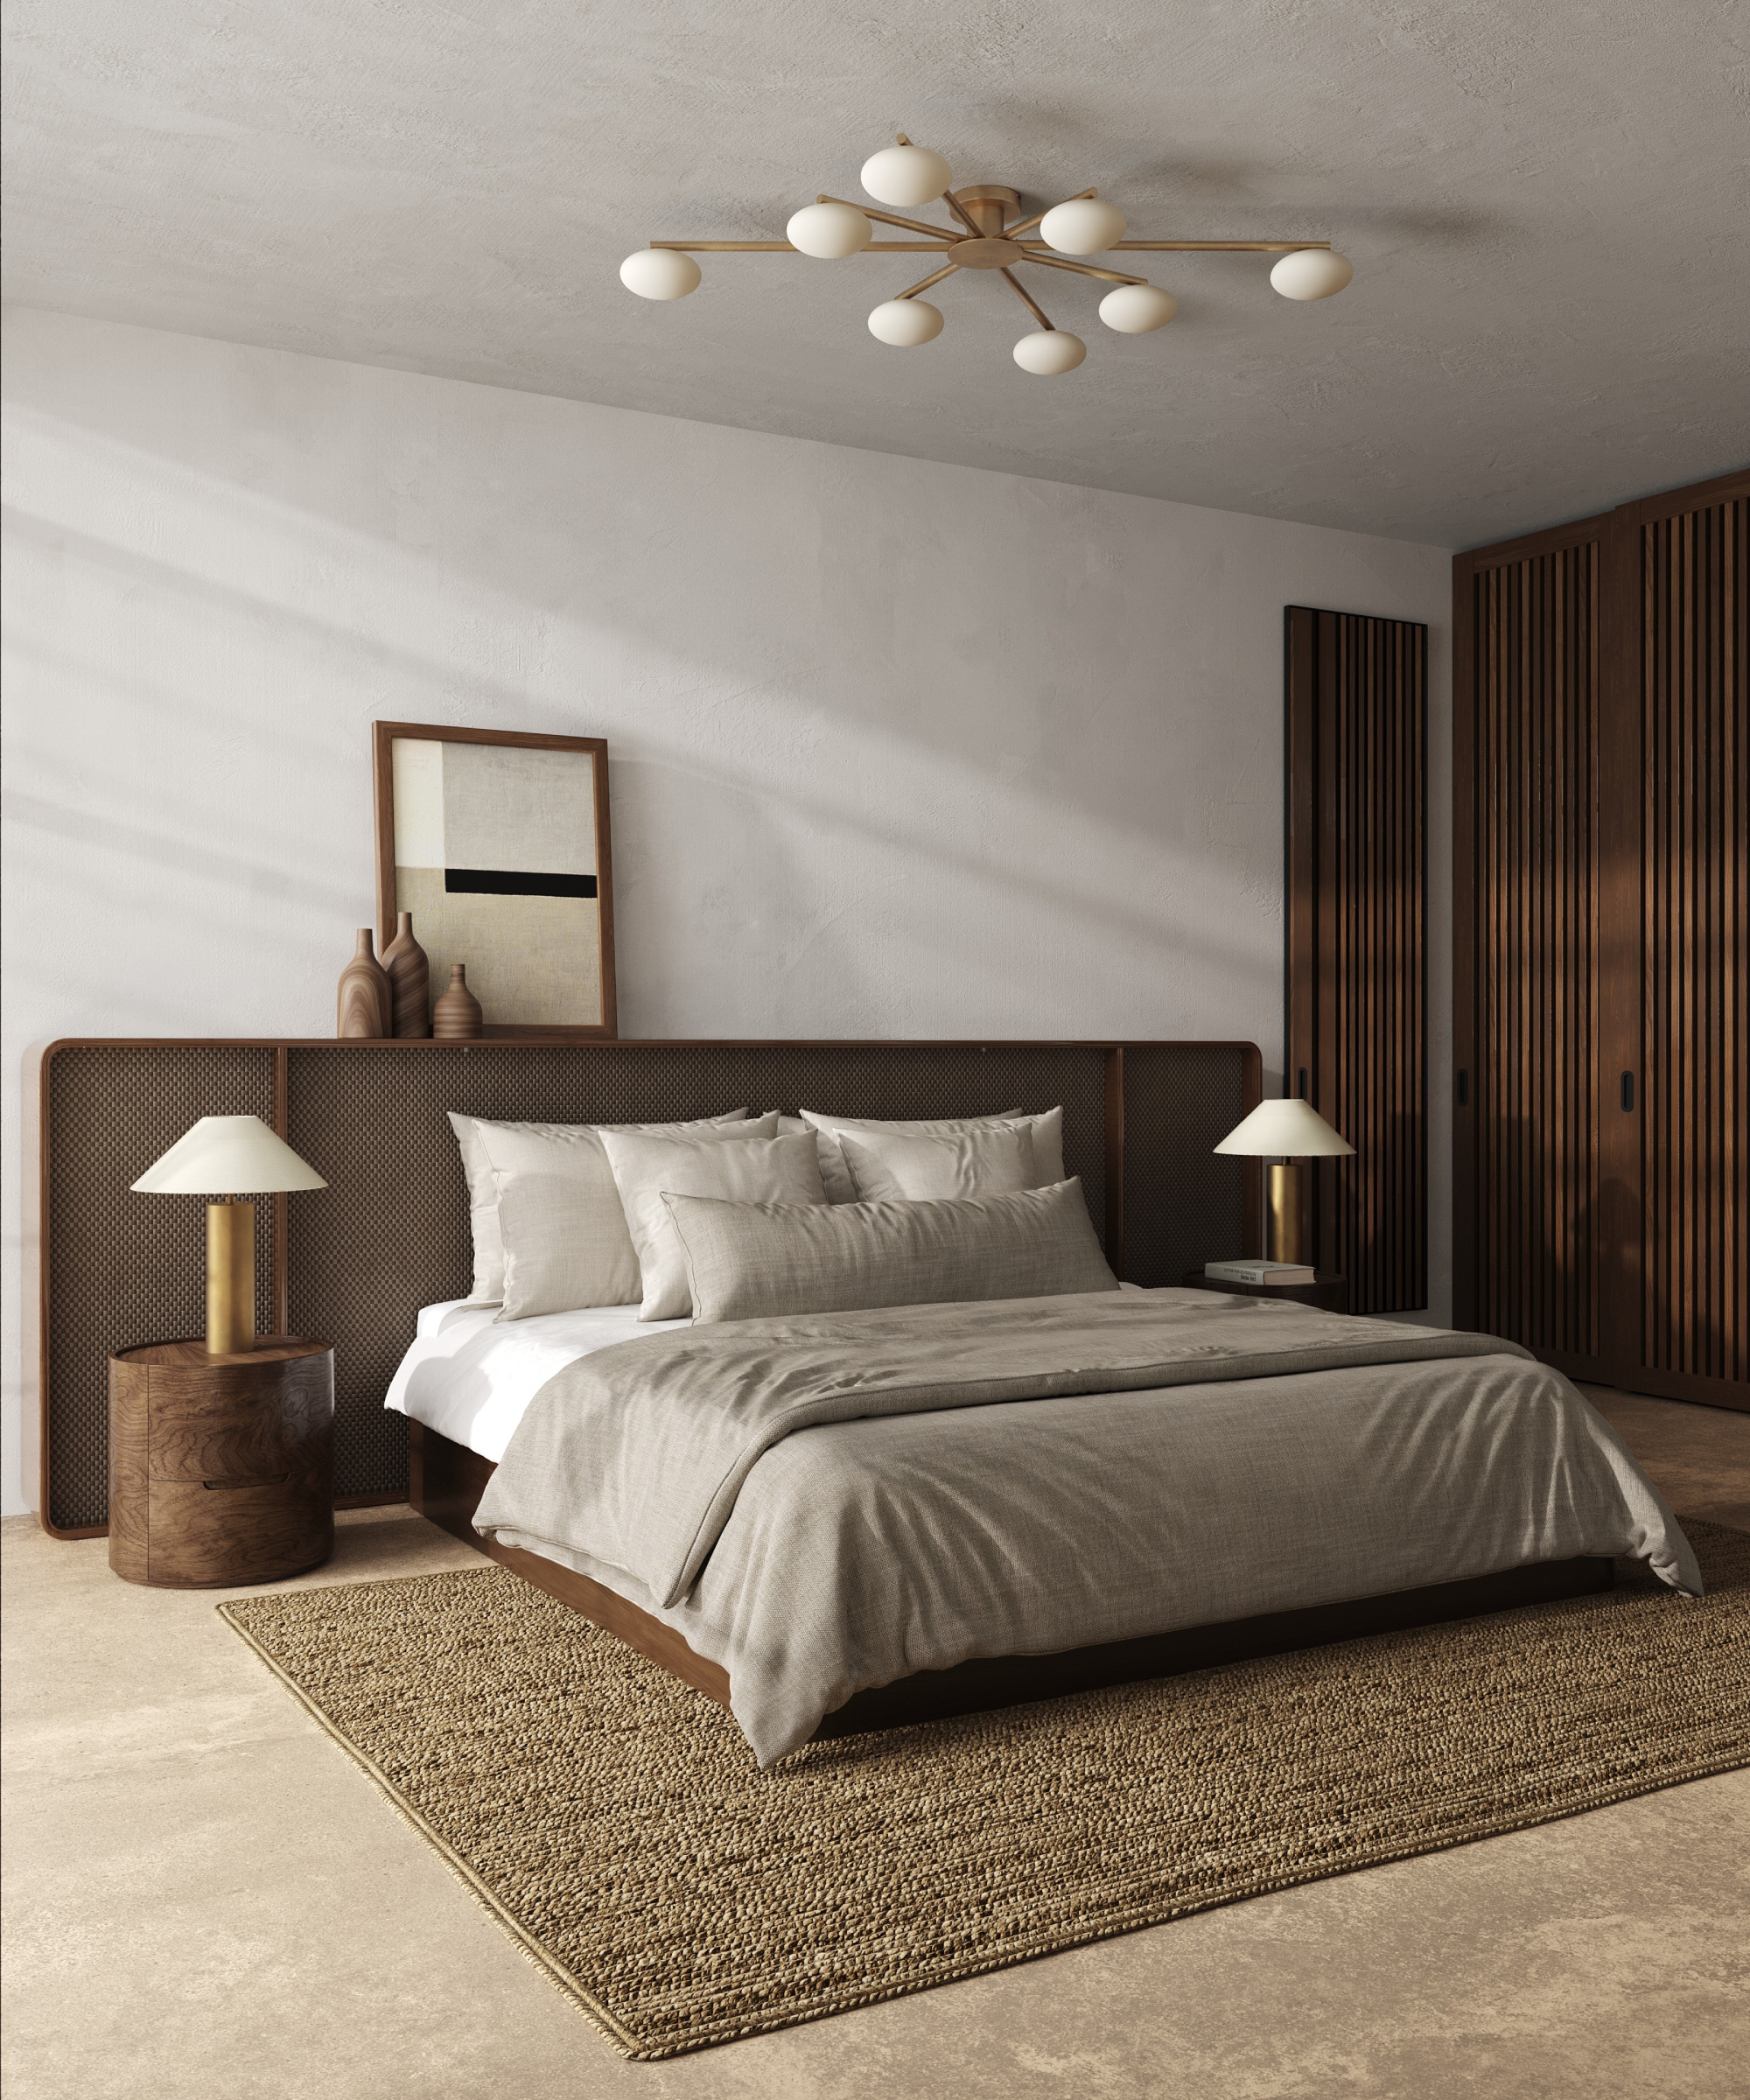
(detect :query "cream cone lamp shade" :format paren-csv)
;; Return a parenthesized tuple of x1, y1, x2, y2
(1214, 1099, 1355, 1160)
(133, 1116, 326, 1356)
(1214, 1099, 1354, 1268)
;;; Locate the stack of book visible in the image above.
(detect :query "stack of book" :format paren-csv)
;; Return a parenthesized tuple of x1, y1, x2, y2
(1203, 1258, 1317, 1285)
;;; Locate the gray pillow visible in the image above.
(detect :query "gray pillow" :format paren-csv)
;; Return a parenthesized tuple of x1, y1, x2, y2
(665, 1178, 1119, 1325)
(598, 1128, 830, 1320)
(447, 1108, 754, 1304)
(799, 1106, 1066, 1202)
(836, 1121, 1040, 1201)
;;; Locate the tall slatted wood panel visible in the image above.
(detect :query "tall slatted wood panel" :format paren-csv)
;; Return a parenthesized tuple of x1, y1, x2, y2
(1603, 479, 1749, 1404)
(1452, 526, 1606, 1376)
(1285, 606, 1427, 1313)
(1456, 467, 1749, 1410)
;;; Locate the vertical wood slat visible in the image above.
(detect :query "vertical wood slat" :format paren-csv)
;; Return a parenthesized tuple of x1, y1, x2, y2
(1454, 525, 1604, 1373)
(1456, 466, 1747, 1411)
(1285, 605, 1428, 1313)
(1633, 486, 1748, 1395)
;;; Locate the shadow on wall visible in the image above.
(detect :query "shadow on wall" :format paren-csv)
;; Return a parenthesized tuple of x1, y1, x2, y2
(3, 383, 1309, 852)
(4, 447, 1285, 1036)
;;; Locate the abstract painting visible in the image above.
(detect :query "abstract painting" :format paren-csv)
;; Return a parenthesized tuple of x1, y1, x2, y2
(372, 723, 615, 1035)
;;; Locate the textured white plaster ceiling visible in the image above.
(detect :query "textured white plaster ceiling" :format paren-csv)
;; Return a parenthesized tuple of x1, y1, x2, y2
(4, 0, 1746, 545)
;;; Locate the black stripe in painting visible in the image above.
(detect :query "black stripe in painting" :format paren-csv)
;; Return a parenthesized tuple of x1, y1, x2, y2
(444, 869, 598, 899)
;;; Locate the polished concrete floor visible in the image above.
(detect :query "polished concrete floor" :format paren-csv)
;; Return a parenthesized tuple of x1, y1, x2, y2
(4, 1386, 1747, 2100)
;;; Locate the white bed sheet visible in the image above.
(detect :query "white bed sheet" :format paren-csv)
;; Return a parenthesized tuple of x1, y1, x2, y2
(386, 1284, 1151, 1462)
(386, 1300, 690, 1461)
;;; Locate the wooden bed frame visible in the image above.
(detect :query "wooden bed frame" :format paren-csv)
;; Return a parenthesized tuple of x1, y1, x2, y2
(409, 1420, 1615, 1741)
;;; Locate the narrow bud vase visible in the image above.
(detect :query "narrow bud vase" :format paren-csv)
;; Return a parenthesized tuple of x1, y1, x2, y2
(336, 928, 392, 1039)
(380, 912, 430, 1039)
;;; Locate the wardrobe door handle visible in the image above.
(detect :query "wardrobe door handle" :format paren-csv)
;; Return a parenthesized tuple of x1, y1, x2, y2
(1456, 1069, 1469, 1108)
(1620, 1071, 1635, 1112)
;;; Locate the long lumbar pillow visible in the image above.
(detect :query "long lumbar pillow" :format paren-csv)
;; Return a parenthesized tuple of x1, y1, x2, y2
(799, 1104, 1065, 1200)
(664, 1177, 1118, 1325)
(599, 1127, 830, 1320)
(448, 1109, 761, 1310)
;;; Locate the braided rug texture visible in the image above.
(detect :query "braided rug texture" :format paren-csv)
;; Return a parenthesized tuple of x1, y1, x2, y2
(220, 1520, 1749, 2060)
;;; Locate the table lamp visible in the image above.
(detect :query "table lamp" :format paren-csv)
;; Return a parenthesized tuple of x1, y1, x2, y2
(131, 1116, 327, 1355)
(1214, 1098, 1354, 1266)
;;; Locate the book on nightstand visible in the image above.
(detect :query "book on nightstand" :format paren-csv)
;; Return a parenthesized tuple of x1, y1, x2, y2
(1203, 1259, 1318, 1285)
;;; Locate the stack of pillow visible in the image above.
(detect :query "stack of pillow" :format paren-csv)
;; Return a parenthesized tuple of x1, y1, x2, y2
(448, 1102, 1116, 1326)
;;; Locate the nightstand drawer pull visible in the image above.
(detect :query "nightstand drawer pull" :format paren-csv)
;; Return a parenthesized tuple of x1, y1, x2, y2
(202, 1474, 289, 1490)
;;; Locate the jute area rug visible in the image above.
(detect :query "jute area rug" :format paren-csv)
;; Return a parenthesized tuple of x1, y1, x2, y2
(220, 1521, 1750, 2061)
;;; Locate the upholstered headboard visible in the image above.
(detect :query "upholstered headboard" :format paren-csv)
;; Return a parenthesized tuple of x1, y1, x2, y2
(31, 1038, 1261, 1535)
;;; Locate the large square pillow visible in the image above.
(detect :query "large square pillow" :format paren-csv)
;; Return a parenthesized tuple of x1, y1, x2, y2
(446, 1109, 762, 1309)
(598, 1128, 829, 1320)
(800, 1106, 1065, 1202)
(836, 1121, 1040, 1202)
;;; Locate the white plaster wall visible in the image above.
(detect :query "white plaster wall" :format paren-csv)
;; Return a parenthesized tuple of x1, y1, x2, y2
(1, 306, 1452, 1516)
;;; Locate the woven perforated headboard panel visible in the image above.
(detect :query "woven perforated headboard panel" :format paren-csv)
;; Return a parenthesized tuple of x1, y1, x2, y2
(38, 1039, 1259, 1533)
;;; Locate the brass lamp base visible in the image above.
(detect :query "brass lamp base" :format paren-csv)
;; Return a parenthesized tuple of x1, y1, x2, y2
(206, 1200, 256, 1356)
(1267, 1163, 1306, 1266)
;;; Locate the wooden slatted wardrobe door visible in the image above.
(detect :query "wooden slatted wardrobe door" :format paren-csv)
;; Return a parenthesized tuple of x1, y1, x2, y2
(1286, 606, 1428, 1313)
(1456, 466, 1747, 1411)
(1452, 518, 1608, 1378)
(1602, 472, 1750, 1406)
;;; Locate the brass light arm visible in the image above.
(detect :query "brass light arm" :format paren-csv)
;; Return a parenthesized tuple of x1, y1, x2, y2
(895, 262, 962, 300)
(1021, 251, 1150, 288)
(998, 269, 1055, 331)
(1003, 188, 1096, 241)
(816, 195, 962, 242)
(650, 240, 956, 253)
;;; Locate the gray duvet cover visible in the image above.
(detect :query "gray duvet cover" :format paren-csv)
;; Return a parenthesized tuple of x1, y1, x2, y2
(473, 1289, 1699, 1765)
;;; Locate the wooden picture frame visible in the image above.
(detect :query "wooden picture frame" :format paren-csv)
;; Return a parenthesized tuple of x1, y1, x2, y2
(372, 721, 617, 1040)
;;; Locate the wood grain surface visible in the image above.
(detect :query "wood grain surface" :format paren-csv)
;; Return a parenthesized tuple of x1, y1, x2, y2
(108, 1339, 335, 1587)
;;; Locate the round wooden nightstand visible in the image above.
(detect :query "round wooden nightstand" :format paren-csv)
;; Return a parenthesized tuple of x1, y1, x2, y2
(1182, 1270, 1348, 1314)
(108, 1338, 335, 1588)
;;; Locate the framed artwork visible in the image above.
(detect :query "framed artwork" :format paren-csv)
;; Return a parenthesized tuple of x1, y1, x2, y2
(372, 721, 617, 1038)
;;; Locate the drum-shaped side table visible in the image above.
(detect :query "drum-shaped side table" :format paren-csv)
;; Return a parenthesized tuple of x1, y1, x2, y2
(108, 1338, 334, 1587)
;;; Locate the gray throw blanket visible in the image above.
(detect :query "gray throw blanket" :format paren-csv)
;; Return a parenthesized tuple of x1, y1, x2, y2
(474, 1289, 1700, 1762)
(483, 1288, 1625, 1606)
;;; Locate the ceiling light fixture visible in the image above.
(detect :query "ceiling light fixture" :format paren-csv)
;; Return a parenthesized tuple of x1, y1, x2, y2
(620, 133, 1353, 375)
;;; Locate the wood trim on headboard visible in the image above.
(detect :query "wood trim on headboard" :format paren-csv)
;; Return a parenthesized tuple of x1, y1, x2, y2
(32, 1036, 1261, 1536)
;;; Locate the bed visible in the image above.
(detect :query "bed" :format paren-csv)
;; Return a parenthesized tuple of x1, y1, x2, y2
(389, 1287, 1699, 1768)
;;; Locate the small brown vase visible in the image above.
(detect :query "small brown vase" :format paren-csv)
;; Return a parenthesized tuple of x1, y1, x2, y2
(432, 962, 484, 1040)
(336, 929, 392, 1039)
(380, 912, 430, 1039)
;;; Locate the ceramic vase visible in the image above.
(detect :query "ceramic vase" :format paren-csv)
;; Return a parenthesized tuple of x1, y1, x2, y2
(380, 912, 430, 1039)
(336, 928, 392, 1040)
(432, 962, 484, 1040)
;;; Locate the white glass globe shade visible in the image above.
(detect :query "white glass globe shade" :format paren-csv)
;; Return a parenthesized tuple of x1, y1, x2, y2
(1012, 330, 1087, 375)
(1270, 248, 1354, 301)
(868, 299, 945, 346)
(1040, 198, 1127, 256)
(860, 144, 952, 208)
(619, 248, 702, 300)
(1098, 284, 1177, 334)
(787, 202, 872, 259)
